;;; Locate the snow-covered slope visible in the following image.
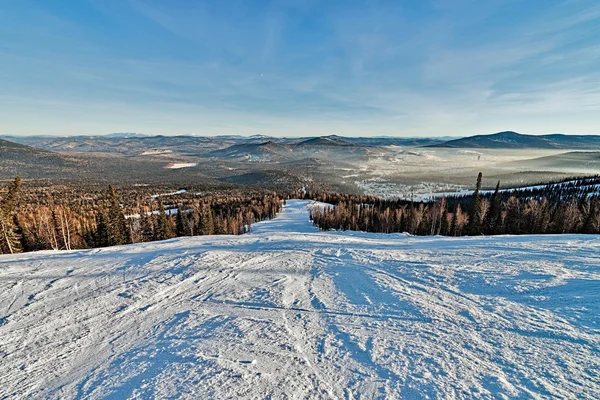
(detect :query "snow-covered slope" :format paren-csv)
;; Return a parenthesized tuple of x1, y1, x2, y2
(1, 200, 599, 399)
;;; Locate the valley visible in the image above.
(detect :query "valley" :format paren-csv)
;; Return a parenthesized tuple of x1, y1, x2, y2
(1, 132, 598, 198)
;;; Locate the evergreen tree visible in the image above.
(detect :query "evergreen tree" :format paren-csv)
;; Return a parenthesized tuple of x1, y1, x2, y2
(466, 172, 483, 235)
(155, 201, 174, 240)
(140, 211, 155, 242)
(106, 186, 131, 246)
(200, 204, 215, 235)
(583, 198, 600, 233)
(484, 181, 501, 234)
(14, 215, 31, 252)
(94, 211, 110, 247)
(175, 208, 186, 237)
(0, 177, 22, 254)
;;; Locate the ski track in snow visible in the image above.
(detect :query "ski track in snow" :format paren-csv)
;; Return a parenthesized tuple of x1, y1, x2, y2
(1, 200, 600, 399)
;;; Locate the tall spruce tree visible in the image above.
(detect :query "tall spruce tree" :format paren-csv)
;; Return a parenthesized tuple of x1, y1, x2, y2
(466, 172, 483, 235)
(106, 186, 131, 246)
(155, 201, 173, 240)
(200, 204, 215, 235)
(140, 211, 155, 242)
(94, 211, 110, 247)
(175, 208, 186, 237)
(484, 181, 501, 234)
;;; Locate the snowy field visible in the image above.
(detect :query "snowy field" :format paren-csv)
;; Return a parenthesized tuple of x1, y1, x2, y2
(165, 163, 197, 169)
(1, 200, 599, 399)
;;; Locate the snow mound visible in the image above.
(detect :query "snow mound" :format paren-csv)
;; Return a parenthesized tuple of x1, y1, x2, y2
(1, 200, 599, 399)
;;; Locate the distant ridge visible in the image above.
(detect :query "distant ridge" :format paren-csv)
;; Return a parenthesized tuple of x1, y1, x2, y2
(0, 138, 72, 178)
(430, 131, 600, 149)
(103, 132, 151, 138)
(0, 138, 55, 158)
(296, 135, 355, 147)
(208, 140, 292, 159)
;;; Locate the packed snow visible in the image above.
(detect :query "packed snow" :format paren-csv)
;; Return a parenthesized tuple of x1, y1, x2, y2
(1, 200, 599, 399)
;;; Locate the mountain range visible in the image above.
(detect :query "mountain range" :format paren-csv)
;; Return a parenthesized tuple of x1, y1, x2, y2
(1, 131, 599, 187)
(429, 131, 600, 149)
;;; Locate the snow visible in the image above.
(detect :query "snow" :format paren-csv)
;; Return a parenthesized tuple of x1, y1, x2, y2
(1, 200, 600, 399)
(125, 208, 185, 219)
(165, 163, 197, 169)
(149, 189, 187, 200)
(141, 150, 173, 156)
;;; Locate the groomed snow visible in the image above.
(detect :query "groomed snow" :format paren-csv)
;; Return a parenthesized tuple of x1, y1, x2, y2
(1, 200, 599, 399)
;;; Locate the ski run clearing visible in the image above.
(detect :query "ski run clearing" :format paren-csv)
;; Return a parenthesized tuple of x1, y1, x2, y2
(1, 200, 600, 399)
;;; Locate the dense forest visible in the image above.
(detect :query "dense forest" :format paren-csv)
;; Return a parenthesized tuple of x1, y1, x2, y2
(0, 178, 282, 254)
(2, 173, 600, 254)
(309, 173, 600, 236)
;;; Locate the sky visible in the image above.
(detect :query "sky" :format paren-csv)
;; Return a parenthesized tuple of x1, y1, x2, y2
(1, 0, 599, 137)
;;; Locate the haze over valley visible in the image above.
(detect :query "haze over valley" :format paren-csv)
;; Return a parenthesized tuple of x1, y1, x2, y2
(2, 131, 599, 200)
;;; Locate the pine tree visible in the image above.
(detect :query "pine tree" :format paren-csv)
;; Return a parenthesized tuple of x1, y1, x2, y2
(582, 198, 600, 233)
(466, 172, 483, 235)
(14, 215, 31, 252)
(0, 177, 22, 254)
(175, 208, 186, 237)
(484, 181, 501, 234)
(94, 211, 110, 247)
(140, 211, 155, 242)
(106, 186, 131, 246)
(155, 201, 174, 240)
(200, 204, 215, 235)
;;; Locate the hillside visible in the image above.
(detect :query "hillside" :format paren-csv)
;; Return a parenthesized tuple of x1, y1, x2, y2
(0, 138, 223, 185)
(0, 138, 63, 161)
(1, 200, 599, 399)
(0, 135, 254, 157)
(207, 141, 293, 161)
(296, 135, 356, 147)
(0, 139, 72, 178)
(431, 131, 600, 149)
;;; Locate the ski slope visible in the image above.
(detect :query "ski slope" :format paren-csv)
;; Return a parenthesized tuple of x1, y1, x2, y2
(1, 200, 599, 399)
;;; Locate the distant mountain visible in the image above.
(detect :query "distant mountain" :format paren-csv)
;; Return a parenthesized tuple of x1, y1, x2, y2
(296, 136, 356, 147)
(0, 138, 219, 183)
(103, 132, 151, 138)
(0, 139, 65, 164)
(207, 141, 293, 161)
(1, 134, 457, 157)
(1, 135, 244, 157)
(207, 135, 377, 163)
(343, 137, 451, 147)
(430, 131, 600, 149)
(0, 139, 73, 178)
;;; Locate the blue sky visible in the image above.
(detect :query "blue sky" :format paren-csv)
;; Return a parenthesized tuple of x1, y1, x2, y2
(1, 0, 599, 136)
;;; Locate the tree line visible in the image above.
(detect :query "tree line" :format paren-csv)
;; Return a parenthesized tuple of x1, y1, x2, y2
(0, 178, 282, 254)
(309, 173, 600, 236)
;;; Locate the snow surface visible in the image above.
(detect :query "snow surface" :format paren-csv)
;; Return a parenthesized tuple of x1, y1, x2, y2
(165, 163, 197, 169)
(1, 200, 600, 399)
(149, 189, 187, 200)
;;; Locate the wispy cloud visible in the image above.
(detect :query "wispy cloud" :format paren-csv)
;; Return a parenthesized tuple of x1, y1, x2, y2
(0, 0, 598, 136)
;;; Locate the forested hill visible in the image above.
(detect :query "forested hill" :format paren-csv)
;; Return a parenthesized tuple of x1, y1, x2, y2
(430, 131, 600, 149)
